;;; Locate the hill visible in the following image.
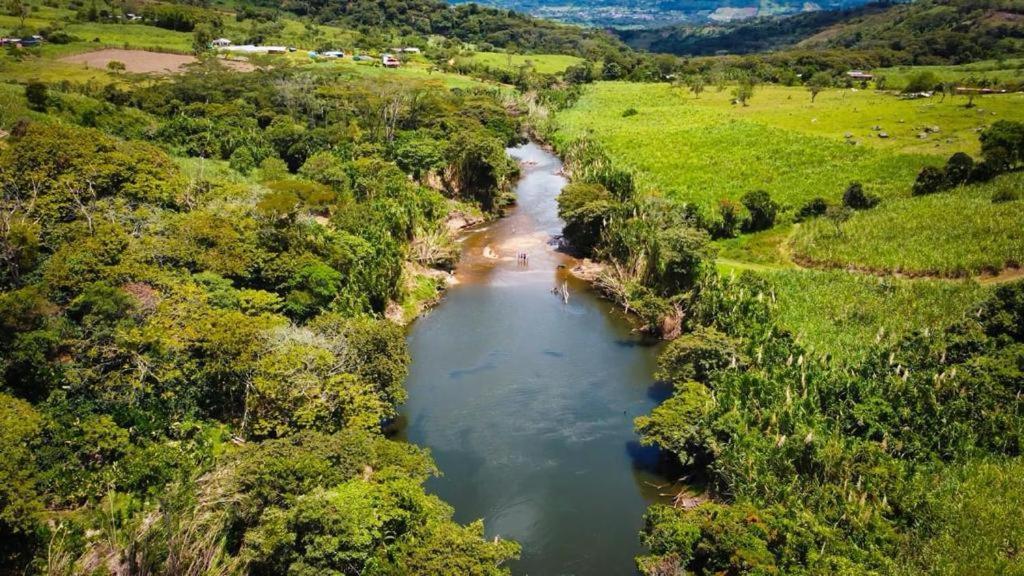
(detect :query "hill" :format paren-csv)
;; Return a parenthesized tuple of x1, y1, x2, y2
(619, 0, 1024, 64)
(450, 0, 875, 28)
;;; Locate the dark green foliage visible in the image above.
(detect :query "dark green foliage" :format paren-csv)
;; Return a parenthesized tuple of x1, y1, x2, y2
(655, 326, 742, 386)
(557, 182, 618, 255)
(637, 275, 1024, 574)
(795, 197, 829, 222)
(24, 81, 47, 111)
(0, 64, 523, 573)
(713, 199, 745, 238)
(980, 120, 1024, 172)
(842, 182, 880, 210)
(944, 152, 975, 187)
(912, 165, 947, 196)
(740, 190, 777, 232)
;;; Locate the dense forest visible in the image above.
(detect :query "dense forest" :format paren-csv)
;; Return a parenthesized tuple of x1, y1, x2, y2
(0, 60, 523, 573)
(3, 0, 1024, 572)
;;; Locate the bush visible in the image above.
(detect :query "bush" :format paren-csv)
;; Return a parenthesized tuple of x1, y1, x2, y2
(713, 199, 745, 238)
(980, 120, 1024, 171)
(944, 152, 975, 187)
(740, 190, 777, 232)
(903, 71, 939, 93)
(912, 166, 947, 196)
(795, 197, 828, 222)
(842, 182, 880, 210)
(622, 107, 638, 117)
(557, 182, 618, 256)
(24, 82, 47, 112)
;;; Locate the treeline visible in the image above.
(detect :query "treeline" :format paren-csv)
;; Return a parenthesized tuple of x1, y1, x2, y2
(0, 63, 521, 573)
(263, 0, 626, 57)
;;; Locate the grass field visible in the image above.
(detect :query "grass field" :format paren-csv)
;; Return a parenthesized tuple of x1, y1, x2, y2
(553, 82, 941, 211)
(555, 81, 1020, 359)
(875, 59, 1024, 90)
(756, 268, 986, 359)
(791, 172, 1024, 277)
(465, 51, 583, 74)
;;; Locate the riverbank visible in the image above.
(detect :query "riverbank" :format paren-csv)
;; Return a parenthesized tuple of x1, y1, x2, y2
(397, 141, 672, 575)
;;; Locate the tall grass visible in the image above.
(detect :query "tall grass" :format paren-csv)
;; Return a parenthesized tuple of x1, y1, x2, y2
(792, 172, 1024, 277)
(755, 268, 986, 360)
(552, 82, 940, 212)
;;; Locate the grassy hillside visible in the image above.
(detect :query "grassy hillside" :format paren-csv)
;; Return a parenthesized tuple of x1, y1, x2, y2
(791, 172, 1024, 276)
(464, 50, 584, 74)
(552, 80, 1021, 356)
(553, 82, 1023, 211)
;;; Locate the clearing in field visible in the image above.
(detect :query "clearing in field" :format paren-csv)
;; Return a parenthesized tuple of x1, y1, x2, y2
(59, 49, 255, 74)
(466, 51, 584, 74)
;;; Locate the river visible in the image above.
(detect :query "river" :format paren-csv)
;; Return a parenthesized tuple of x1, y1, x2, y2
(396, 142, 670, 575)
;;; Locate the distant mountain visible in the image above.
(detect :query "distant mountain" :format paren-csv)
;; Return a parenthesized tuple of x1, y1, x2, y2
(616, 0, 1024, 61)
(448, 0, 878, 28)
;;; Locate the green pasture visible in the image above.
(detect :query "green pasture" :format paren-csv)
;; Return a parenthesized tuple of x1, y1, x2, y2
(553, 82, 936, 211)
(465, 51, 583, 74)
(875, 58, 1024, 90)
(687, 83, 1023, 157)
(791, 172, 1024, 277)
(753, 268, 986, 359)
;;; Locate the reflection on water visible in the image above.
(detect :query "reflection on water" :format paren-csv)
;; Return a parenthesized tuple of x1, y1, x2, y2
(397, 142, 670, 575)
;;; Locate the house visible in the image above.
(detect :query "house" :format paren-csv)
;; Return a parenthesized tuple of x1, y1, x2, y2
(353, 54, 374, 62)
(382, 54, 400, 68)
(398, 47, 421, 54)
(846, 70, 874, 80)
(211, 38, 232, 48)
(322, 50, 345, 59)
(124, 12, 142, 21)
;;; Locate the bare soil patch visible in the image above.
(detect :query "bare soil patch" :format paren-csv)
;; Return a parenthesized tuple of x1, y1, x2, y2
(60, 49, 254, 74)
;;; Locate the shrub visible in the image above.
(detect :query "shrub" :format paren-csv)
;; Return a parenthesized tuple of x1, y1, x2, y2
(944, 152, 975, 187)
(842, 182, 880, 210)
(740, 190, 777, 232)
(557, 182, 618, 256)
(795, 197, 828, 221)
(622, 107, 638, 117)
(980, 120, 1024, 171)
(713, 199, 745, 238)
(24, 82, 47, 111)
(903, 71, 939, 93)
(912, 166, 946, 196)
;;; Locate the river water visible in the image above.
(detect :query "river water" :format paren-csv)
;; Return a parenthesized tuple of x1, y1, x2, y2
(397, 142, 669, 575)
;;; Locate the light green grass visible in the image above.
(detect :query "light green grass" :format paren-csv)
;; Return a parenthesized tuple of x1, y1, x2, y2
(754, 268, 986, 359)
(687, 84, 1024, 157)
(791, 172, 1024, 277)
(62, 23, 194, 52)
(465, 51, 583, 74)
(875, 59, 1024, 91)
(553, 82, 937, 211)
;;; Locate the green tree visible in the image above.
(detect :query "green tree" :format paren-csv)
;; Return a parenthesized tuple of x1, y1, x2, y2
(740, 190, 776, 231)
(732, 78, 755, 107)
(192, 23, 214, 56)
(807, 71, 831, 102)
(24, 82, 47, 112)
(687, 74, 706, 99)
